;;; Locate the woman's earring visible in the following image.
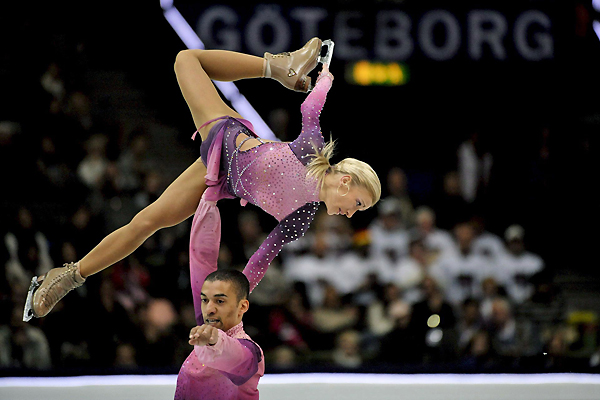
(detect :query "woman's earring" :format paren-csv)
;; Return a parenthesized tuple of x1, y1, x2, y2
(337, 183, 350, 197)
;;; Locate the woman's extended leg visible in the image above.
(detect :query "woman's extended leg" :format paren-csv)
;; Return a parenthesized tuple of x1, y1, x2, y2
(78, 158, 208, 277)
(26, 158, 208, 320)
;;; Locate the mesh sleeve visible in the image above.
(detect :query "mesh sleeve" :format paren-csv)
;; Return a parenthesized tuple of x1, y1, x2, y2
(242, 202, 320, 292)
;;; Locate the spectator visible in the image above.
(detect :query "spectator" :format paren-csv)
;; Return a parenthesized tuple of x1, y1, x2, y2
(332, 329, 363, 368)
(267, 283, 314, 354)
(384, 167, 415, 227)
(65, 91, 94, 132)
(270, 345, 297, 369)
(479, 277, 505, 324)
(497, 225, 545, 304)
(369, 198, 409, 265)
(111, 257, 151, 316)
(40, 62, 66, 102)
(98, 161, 139, 234)
(244, 259, 290, 351)
(387, 238, 439, 304)
(136, 298, 180, 367)
(325, 244, 374, 297)
(314, 211, 354, 254)
(4, 207, 53, 290)
(311, 283, 359, 336)
(410, 276, 457, 363)
(114, 343, 138, 369)
(540, 326, 573, 370)
(470, 216, 506, 260)
(377, 300, 420, 365)
(283, 210, 353, 265)
(61, 205, 103, 260)
(457, 298, 483, 352)
(516, 270, 566, 355)
(435, 222, 489, 305)
(133, 169, 166, 211)
(365, 283, 404, 338)
(0, 304, 51, 369)
(284, 231, 338, 307)
(118, 127, 157, 192)
(460, 330, 498, 370)
(410, 206, 456, 262)
(77, 133, 109, 189)
(84, 277, 140, 368)
(35, 135, 79, 194)
(486, 297, 534, 361)
(246, 258, 289, 309)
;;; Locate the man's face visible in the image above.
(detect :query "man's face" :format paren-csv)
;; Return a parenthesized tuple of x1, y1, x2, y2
(201, 280, 248, 332)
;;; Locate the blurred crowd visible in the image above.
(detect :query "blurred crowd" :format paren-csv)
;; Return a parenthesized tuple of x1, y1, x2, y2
(1, 28, 599, 375)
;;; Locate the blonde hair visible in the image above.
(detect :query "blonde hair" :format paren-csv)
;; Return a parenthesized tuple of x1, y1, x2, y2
(306, 139, 381, 206)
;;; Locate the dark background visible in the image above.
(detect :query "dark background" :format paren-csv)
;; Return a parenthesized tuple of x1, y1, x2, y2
(2, 0, 597, 277)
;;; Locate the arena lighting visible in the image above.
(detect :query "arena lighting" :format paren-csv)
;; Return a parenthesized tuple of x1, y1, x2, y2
(160, 0, 277, 140)
(426, 313, 441, 328)
(594, 20, 600, 41)
(347, 60, 409, 86)
(594, 0, 600, 41)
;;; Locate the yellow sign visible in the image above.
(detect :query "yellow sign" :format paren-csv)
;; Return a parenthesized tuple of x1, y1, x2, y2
(347, 61, 409, 86)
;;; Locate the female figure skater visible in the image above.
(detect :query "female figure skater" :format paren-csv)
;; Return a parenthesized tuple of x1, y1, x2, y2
(24, 37, 381, 322)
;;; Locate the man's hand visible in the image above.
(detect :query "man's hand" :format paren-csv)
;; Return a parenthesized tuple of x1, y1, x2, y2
(189, 324, 219, 346)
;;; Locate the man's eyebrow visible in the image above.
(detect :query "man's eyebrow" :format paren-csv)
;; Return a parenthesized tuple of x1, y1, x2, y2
(200, 293, 228, 297)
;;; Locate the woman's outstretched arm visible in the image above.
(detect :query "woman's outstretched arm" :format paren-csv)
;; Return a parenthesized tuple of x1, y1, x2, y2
(289, 65, 334, 164)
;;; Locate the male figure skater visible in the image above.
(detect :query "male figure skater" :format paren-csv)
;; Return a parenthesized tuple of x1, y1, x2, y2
(176, 269, 264, 400)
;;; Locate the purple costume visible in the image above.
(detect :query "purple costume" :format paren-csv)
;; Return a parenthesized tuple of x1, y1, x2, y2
(175, 74, 333, 400)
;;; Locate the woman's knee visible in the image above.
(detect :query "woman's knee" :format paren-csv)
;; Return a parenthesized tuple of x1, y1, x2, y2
(129, 207, 162, 237)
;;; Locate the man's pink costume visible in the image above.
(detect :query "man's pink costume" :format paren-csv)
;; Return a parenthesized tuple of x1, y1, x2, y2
(175, 73, 333, 400)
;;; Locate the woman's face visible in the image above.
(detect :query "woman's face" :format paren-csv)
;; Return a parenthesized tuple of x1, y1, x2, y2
(324, 176, 373, 218)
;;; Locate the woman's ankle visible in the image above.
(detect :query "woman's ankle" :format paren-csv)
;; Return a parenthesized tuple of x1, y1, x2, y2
(262, 58, 271, 78)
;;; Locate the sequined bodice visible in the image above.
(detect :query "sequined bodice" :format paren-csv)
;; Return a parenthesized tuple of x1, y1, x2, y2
(226, 140, 320, 221)
(221, 74, 332, 223)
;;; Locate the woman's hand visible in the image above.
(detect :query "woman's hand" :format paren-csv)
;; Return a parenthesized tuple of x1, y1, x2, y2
(317, 64, 334, 83)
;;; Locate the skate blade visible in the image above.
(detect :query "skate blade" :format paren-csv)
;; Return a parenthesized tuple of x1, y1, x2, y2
(308, 40, 335, 91)
(23, 276, 40, 322)
(318, 39, 335, 66)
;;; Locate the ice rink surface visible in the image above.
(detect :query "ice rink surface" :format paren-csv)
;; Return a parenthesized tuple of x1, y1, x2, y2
(1, 373, 599, 400)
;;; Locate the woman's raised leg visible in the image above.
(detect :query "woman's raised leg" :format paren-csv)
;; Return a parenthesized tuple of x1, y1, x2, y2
(174, 38, 324, 140)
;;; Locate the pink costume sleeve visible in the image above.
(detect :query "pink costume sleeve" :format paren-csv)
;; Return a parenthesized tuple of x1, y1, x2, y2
(194, 331, 261, 385)
(289, 73, 333, 164)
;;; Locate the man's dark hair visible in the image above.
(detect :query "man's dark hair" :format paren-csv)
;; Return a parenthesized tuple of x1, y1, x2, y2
(205, 269, 250, 302)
